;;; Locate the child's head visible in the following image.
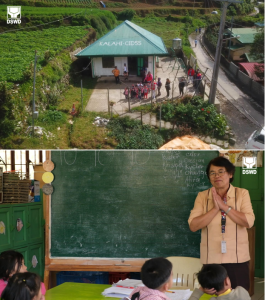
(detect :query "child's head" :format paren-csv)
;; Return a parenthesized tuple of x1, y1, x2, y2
(1, 272, 42, 300)
(197, 264, 231, 293)
(141, 257, 173, 292)
(0, 250, 27, 280)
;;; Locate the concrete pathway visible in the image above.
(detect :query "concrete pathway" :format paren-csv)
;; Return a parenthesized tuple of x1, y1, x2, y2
(86, 57, 192, 115)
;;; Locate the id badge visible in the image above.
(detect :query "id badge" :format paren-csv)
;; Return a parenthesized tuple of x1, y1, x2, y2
(221, 240, 227, 253)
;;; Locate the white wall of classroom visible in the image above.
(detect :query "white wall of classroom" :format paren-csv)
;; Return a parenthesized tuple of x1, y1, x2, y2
(92, 56, 154, 77)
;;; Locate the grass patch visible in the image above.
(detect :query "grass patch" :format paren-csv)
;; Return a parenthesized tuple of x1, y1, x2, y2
(70, 111, 117, 149)
(57, 77, 98, 113)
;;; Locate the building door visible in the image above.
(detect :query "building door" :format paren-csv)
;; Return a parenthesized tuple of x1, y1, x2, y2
(137, 57, 148, 76)
(128, 57, 148, 76)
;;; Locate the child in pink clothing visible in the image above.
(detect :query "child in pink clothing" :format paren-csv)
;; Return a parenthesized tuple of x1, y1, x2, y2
(0, 250, 46, 297)
(129, 257, 173, 300)
(144, 85, 148, 99)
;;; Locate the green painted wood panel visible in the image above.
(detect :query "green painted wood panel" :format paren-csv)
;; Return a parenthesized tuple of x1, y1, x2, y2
(0, 207, 12, 250)
(12, 206, 28, 247)
(50, 150, 218, 258)
(28, 243, 44, 279)
(28, 205, 43, 244)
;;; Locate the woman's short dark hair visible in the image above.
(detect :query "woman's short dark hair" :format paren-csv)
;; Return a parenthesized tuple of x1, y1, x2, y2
(206, 156, 235, 183)
(1, 272, 41, 300)
(0, 250, 24, 280)
(141, 257, 172, 289)
(197, 264, 228, 292)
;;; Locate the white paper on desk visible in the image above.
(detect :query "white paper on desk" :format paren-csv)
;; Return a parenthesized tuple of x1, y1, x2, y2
(114, 279, 143, 288)
(165, 289, 192, 300)
(102, 287, 132, 298)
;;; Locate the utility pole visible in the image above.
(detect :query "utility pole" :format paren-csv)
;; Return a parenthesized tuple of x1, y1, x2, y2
(32, 50, 37, 137)
(228, 16, 234, 60)
(208, 0, 242, 105)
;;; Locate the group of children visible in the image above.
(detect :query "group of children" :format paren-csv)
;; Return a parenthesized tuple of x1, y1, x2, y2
(0, 251, 250, 300)
(128, 257, 251, 300)
(124, 78, 162, 101)
(0, 250, 46, 300)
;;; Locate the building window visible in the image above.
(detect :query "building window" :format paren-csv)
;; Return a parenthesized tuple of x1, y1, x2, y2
(102, 57, 115, 68)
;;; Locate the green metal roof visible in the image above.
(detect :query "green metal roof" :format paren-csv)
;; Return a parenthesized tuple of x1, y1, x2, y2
(76, 20, 168, 57)
(226, 28, 258, 44)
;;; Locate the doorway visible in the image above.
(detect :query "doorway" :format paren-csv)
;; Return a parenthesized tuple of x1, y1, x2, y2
(128, 56, 149, 76)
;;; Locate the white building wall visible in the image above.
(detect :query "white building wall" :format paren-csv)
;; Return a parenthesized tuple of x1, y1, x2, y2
(147, 56, 154, 77)
(92, 56, 155, 77)
(92, 57, 127, 77)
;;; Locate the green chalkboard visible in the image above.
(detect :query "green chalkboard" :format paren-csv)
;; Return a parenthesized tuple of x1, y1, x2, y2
(50, 150, 218, 258)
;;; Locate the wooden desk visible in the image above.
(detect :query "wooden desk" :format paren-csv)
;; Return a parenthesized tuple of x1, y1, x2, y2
(45, 283, 120, 300)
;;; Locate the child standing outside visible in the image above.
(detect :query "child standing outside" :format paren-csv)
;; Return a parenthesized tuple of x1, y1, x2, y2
(150, 80, 156, 100)
(1, 272, 44, 300)
(129, 257, 173, 300)
(124, 87, 129, 99)
(143, 85, 148, 99)
(157, 78, 162, 96)
(0, 250, 46, 297)
(188, 264, 251, 300)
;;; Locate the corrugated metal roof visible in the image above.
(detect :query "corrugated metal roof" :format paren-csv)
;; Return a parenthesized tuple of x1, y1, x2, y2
(238, 62, 264, 81)
(226, 28, 258, 44)
(76, 20, 168, 57)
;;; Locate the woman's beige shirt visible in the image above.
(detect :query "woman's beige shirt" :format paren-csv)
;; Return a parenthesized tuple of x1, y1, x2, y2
(188, 185, 255, 264)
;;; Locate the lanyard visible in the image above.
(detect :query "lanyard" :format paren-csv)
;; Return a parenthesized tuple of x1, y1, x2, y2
(221, 194, 227, 234)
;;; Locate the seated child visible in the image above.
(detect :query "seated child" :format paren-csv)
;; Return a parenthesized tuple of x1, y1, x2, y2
(188, 264, 251, 300)
(1, 272, 43, 300)
(129, 257, 173, 300)
(0, 250, 46, 297)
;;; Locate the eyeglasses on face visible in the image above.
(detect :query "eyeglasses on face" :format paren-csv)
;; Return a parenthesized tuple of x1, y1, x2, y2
(209, 170, 227, 177)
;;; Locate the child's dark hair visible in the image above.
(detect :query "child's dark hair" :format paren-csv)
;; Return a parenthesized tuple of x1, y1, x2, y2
(206, 156, 235, 183)
(1, 272, 41, 300)
(0, 250, 24, 280)
(141, 257, 172, 289)
(197, 264, 228, 292)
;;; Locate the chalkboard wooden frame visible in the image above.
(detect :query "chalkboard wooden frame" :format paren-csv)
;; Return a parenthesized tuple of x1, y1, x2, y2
(44, 150, 219, 289)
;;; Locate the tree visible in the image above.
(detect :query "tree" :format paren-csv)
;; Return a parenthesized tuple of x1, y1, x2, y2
(250, 28, 264, 62)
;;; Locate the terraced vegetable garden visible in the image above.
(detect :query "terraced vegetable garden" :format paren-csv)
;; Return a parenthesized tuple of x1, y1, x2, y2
(0, 26, 91, 82)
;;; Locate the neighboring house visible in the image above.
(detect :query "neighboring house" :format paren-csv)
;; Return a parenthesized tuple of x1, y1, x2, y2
(238, 62, 264, 82)
(254, 22, 264, 28)
(75, 20, 168, 78)
(223, 28, 258, 61)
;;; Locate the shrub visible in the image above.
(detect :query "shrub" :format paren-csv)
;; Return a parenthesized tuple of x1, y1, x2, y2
(156, 96, 228, 137)
(107, 116, 164, 149)
(118, 9, 136, 21)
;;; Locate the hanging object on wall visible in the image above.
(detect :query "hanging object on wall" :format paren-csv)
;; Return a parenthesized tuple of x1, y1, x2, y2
(32, 255, 38, 268)
(16, 218, 23, 232)
(43, 160, 55, 172)
(0, 221, 5, 234)
(43, 184, 54, 195)
(42, 172, 54, 184)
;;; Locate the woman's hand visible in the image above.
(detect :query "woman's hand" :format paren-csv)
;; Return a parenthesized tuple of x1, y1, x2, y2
(211, 187, 222, 211)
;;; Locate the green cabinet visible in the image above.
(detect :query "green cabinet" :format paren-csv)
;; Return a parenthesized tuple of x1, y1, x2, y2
(0, 203, 45, 279)
(0, 207, 11, 249)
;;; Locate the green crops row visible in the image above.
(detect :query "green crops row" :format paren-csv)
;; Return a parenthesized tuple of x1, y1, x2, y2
(0, 26, 89, 82)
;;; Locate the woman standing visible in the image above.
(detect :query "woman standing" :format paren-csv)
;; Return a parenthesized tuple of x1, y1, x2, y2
(165, 78, 171, 98)
(188, 156, 255, 292)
